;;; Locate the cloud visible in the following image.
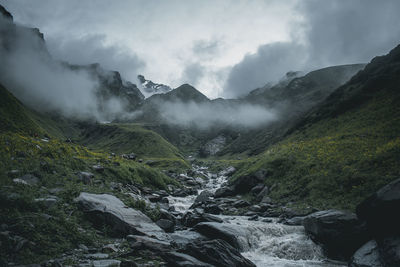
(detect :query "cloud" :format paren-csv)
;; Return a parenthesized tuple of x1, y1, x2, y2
(223, 0, 400, 98)
(301, 0, 400, 67)
(46, 34, 145, 82)
(192, 39, 221, 60)
(223, 42, 307, 98)
(156, 100, 277, 129)
(1, 0, 298, 98)
(180, 63, 206, 86)
(0, 14, 128, 121)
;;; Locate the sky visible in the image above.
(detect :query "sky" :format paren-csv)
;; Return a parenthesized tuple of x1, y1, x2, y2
(1, 0, 400, 99)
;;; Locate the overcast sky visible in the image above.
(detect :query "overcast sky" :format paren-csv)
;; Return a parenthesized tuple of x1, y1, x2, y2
(1, 0, 400, 98)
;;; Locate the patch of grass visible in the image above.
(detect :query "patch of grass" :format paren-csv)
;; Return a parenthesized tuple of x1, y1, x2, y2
(0, 132, 179, 263)
(78, 123, 190, 171)
(232, 89, 400, 211)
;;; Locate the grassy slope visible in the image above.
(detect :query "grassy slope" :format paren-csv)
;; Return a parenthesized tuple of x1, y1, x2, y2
(79, 123, 189, 170)
(231, 47, 400, 211)
(0, 86, 182, 263)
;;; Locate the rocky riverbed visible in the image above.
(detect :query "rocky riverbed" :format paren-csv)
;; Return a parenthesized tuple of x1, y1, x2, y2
(9, 165, 399, 266)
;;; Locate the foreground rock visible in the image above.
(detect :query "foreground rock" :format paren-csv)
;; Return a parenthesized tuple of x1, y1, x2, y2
(303, 209, 369, 261)
(181, 239, 256, 267)
(349, 240, 382, 267)
(182, 211, 223, 227)
(354, 178, 400, 266)
(356, 178, 400, 238)
(194, 222, 250, 250)
(214, 170, 266, 198)
(75, 192, 169, 241)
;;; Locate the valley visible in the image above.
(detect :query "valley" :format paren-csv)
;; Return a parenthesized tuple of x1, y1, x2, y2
(1, 3, 400, 267)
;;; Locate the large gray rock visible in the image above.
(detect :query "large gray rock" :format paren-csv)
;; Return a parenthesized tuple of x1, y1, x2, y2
(349, 240, 382, 267)
(356, 178, 400, 238)
(75, 193, 169, 240)
(303, 209, 369, 261)
(194, 222, 250, 250)
(182, 212, 223, 227)
(194, 191, 212, 204)
(182, 239, 256, 267)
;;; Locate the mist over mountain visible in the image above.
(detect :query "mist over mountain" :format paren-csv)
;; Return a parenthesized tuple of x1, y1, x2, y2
(0, 12, 145, 122)
(2, 3, 400, 266)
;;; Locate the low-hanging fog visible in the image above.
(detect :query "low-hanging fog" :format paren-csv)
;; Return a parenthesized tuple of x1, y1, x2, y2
(157, 100, 277, 129)
(0, 15, 127, 121)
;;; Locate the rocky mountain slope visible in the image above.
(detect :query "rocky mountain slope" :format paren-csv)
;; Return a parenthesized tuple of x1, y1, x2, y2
(137, 74, 172, 97)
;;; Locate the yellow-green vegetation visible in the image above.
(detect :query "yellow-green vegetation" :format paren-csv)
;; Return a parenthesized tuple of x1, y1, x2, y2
(0, 131, 179, 263)
(0, 87, 184, 263)
(79, 123, 189, 171)
(233, 89, 400, 211)
(0, 84, 44, 135)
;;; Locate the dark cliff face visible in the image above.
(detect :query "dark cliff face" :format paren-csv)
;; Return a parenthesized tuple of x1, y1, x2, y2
(0, 4, 144, 119)
(0, 4, 13, 21)
(68, 63, 145, 111)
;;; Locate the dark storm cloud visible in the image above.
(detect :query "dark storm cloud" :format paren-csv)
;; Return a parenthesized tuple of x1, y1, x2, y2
(223, 42, 306, 98)
(46, 34, 145, 82)
(223, 0, 400, 97)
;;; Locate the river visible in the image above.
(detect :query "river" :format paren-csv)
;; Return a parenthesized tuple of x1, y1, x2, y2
(167, 165, 346, 267)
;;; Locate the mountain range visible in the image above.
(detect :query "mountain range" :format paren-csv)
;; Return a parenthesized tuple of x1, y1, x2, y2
(1, 4, 400, 266)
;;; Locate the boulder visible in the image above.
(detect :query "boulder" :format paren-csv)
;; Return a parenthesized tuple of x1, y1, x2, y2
(356, 178, 400, 238)
(349, 240, 382, 267)
(194, 191, 212, 204)
(182, 212, 223, 227)
(378, 236, 400, 267)
(170, 230, 207, 249)
(204, 204, 223, 215)
(194, 222, 250, 250)
(75, 193, 169, 240)
(156, 219, 175, 233)
(233, 200, 250, 208)
(182, 239, 256, 267)
(215, 172, 266, 197)
(303, 209, 369, 261)
(163, 252, 213, 267)
(214, 187, 234, 198)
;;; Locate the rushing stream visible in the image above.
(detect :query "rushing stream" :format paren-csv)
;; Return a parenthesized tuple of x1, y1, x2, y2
(168, 165, 346, 267)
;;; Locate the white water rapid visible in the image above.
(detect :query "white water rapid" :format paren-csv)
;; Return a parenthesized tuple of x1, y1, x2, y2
(168, 165, 346, 267)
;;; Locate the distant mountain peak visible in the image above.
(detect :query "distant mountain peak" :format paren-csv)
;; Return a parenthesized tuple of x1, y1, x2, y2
(137, 74, 172, 97)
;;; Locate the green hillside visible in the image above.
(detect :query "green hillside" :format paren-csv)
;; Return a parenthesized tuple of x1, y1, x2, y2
(231, 45, 400, 211)
(79, 123, 189, 169)
(0, 84, 44, 135)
